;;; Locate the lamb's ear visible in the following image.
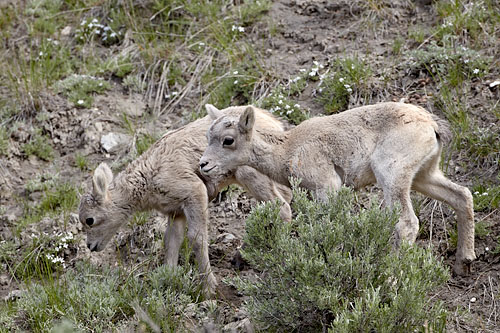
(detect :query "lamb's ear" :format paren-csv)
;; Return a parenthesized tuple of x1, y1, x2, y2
(205, 104, 223, 120)
(238, 106, 255, 134)
(92, 163, 113, 201)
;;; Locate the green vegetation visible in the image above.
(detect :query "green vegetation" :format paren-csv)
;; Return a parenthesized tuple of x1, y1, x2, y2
(22, 131, 54, 161)
(0, 127, 8, 156)
(0, 261, 204, 332)
(19, 177, 79, 233)
(235, 185, 449, 332)
(74, 153, 89, 171)
(54, 74, 111, 108)
(317, 57, 372, 114)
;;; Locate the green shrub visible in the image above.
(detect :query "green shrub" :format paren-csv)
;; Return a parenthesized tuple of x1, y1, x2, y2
(317, 57, 372, 114)
(3, 261, 203, 332)
(54, 74, 110, 108)
(234, 185, 449, 332)
(472, 182, 500, 212)
(15, 231, 74, 280)
(408, 42, 490, 87)
(22, 131, 54, 161)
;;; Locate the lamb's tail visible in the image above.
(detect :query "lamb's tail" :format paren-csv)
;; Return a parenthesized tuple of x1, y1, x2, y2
(432, 114, 452, 145)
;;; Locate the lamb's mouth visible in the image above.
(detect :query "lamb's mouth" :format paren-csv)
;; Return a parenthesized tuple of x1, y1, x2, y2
(201, 165, 216, 174)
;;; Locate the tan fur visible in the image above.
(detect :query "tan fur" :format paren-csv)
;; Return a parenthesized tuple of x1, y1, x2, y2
(79, 105, 292, 297)
(200, 102, 476, 276)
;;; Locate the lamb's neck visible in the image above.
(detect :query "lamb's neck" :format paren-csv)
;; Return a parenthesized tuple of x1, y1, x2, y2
(111, 167, 150, 213)
(248, 130, 291, 185)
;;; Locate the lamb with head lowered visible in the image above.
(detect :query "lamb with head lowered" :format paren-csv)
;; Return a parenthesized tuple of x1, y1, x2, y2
(78, 105, 292, 297)
(199, 102, 475, 276)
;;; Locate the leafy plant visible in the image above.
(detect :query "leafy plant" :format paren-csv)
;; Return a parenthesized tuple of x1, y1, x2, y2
(317, 57, 372, 114)
(54, 74, 110, 108)
(22, 130, 54, 161)
(2, 261, 204, 332)
(472, 183, 500, 212)
(234, 184, 449, 332)
(74, 153, 89, 171)
(15, 231, 74, 280)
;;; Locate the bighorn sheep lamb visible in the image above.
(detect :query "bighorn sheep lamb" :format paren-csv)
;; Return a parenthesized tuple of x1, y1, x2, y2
(79, 105, 292, 297)
(199, 102, 475, 276)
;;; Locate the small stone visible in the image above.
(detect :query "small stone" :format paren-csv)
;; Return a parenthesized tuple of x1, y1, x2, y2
(94, 122, 103, 132)
(100, 132, 131, 153)
(470, 297, 477, 303)
(4, 289, 23, 302)
(217, 232, 236, 243)
(61, 26, 72, 36)
(0, 274, 10, 286)
(223, 318, 254, 333)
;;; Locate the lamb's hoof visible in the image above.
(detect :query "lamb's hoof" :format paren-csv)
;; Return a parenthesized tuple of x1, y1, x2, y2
(231, 249, 249, 271)
(453, 258, 473, 277)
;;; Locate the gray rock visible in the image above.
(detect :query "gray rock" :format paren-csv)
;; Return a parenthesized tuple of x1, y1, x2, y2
(100, 132, 131, 153)
(223, 318, 254, 333)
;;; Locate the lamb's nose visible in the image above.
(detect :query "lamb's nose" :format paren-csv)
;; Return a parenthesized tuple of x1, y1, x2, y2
(200, 161, 209, 170)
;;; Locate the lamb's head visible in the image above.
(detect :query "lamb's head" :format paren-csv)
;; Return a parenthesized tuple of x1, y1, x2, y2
(79, 163, 127, 252)
(200, 105, 255, 179)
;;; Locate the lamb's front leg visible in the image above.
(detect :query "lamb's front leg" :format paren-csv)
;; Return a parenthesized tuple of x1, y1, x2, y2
(164, 215, 186, 268)
(183, 184, 217, 298)
(290, 147, 342, 202)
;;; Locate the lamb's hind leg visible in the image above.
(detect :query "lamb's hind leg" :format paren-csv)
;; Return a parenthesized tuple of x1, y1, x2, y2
(378, 173, 420, 247)
(183, 182, 217, 297)
(164, 214, 186, 268)
(413, 159, 475, 276)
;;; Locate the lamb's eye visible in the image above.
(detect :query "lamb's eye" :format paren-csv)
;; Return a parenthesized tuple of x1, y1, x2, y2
(86, 217, 94, 226)
(223, 137, 234, 147)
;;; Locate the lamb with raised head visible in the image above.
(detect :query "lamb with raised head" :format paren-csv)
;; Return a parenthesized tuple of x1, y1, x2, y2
(199, 102, 475, 276)
(79, 105, 292, 297)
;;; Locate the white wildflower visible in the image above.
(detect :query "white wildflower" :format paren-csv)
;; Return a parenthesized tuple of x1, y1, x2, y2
(473, 68, 479, 74)
(233, 71, 238, 75)
(299, 69, 306, 72)
(285, 104, 290, 109)
(110, 32, 117, 38)
(92, 18, 98, 23)
(77, 100, 84, 105)
(278, 100, 283, 104)
(234, 80, 238, 84)
(464, 59, 469, 64)
(339, 77, 344, 83)
(286, 110, 292, 115)
(294, 104, 300, 108)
